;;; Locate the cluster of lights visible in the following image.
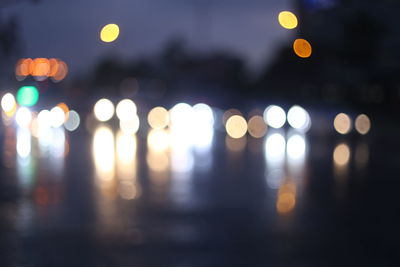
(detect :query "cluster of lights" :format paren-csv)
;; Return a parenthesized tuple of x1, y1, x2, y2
(333, 113, 371, 135)
(224, 105, 311, 139)
(277, 11, 312, 58)
(94, 98, 140, 134)
(1, 92, 80, 132)
(15, 58, 68, 82)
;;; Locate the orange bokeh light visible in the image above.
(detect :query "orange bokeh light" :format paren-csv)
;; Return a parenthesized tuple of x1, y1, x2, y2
(32, 58, 50, 78)
(293, 38, 312, 58)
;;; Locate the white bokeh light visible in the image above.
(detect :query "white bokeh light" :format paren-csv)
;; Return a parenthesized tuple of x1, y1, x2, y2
(265, 133, 286, 162)
(94, 98, 114, 122)
(37, 110, 52, 129)
(15, 107, 32, 128)
(286, 134, 306, 160)
(116, 99, 137, 121)
(64, 110, 80, 132)
(50, 106, 66, 128)
(264, 105, 286, 129)
(1, 93, 16, 113)
(169, 103, 193, 130)
(287, 105, 311, 132)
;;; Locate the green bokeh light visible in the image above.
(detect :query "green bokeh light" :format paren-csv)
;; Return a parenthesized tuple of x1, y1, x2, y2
(17, 86, 39, 107)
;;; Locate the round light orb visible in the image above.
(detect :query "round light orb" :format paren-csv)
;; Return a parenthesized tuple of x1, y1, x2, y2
(50, 106, 66, 128)
(16, 86, 39, 107)
(169, 103, 193, 128)
(278, 11, 298, 29)
(193, 103, 214, 126)
(247, 115, 267, 138)
(293, 39, 312, 58)
(1, 93, 16, 113)
(355, 114, 371, 135)
(94, 98, 114, 122)
(225, 115, 248, 139)
(64, 110, 81, 132)
(287, 105, 311, 132)
(333, 143, 350, 166)
(147, 106, 169, 130)
(37, 110, 52, 128)
(119, 114, 140, 134)
(15, 107, 32, 128)
(334, 113, 352, 134)
(100, 23, 120, 43)
(116, 99, 137, 121)
(264, 105, 286, 129)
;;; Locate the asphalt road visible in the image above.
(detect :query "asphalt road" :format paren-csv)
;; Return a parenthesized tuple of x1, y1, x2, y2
(0, 122, 399, 266)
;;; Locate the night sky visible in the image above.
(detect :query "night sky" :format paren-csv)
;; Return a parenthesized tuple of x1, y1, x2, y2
(3, 0, 294, 76)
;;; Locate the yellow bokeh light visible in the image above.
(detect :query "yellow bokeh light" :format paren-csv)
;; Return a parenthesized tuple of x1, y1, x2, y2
(355, 114, 371, 135)
(147, 106, 169, 130)
(333, 143, 350, 166)
(247, 115, 267, 138)
(334, 113, 352, 134)
(225, 115, 248, 139)
(100, 23, 120, 43)
(293, 38, 312, 58)
(278, 11, 298, 29)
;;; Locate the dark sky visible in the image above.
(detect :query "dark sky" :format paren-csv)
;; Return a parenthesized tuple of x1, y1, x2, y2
(3, 0, 295, 76)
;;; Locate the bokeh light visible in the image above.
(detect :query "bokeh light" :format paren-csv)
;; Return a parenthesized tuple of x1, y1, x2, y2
(169, 103, 193, 130)
(225, 115, 248, 139)
(265, 133, 286, 163)
(355, 114, 371, 135)
(293, 39, 312, 58)
(94, 98, 114, 122)
(193, 103, 214, 127)
(286, 134, 306, 160)
(334, 113, 352, 134)
(51, 60, 68, 82)
(287, 105, 311, 132)
(278, 11, 298, 29)
(64, 110, 80, 132)
(37, 110, 52, 129)
(277, 182, 296, 214)
(15, 107, 32, 128)
(119, 114, 140, 134)
(222, 108, 242, 126)
(16, 86, 39, 107)
(57, 102, 70, 120)
(247, 115, 267, 138)
(15, 58, 33, 80)
(147, 129, 170, 152)
(32, 58, 50, 81)
(93, 126, 115, 181)
(333, 143, 350, 166)
(116, 99, 137, 121)
(147, 106, 169, 130)
(1, 93, 17, 114)
(100, 23, 120, 43)
(264, 105, 286, 129)
(50, 106, 66, 128)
